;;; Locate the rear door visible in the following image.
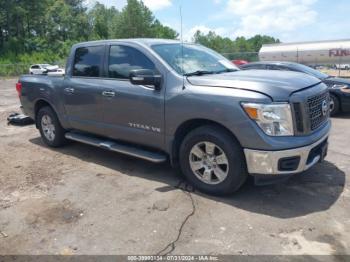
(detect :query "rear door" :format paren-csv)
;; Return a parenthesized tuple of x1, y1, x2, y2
(98, 44, 165, 149)
(63, 45, 107, 135)
(31, 65, 41, 74)
(39, 65, 47, 74)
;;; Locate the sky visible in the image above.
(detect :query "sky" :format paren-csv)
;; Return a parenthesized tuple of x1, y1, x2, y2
(87, 0, 350, 43)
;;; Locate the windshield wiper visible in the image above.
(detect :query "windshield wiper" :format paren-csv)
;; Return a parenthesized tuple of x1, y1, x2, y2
(215, 68, 238, 74)
(184, 70, 215, 76)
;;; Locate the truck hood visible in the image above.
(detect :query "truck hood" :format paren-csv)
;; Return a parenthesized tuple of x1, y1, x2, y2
(187, 70, 321, 101)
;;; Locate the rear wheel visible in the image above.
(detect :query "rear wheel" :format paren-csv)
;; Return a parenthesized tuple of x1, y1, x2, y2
(179, 126, 247, 195)
(37, 106, 67, 147)
(329, 94, 340, 116)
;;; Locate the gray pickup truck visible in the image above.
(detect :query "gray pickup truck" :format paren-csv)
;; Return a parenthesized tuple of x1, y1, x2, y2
(17, 39, 331, 195)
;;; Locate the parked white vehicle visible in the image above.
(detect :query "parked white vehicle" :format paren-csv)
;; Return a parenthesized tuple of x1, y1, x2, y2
(29, 64, 51, 75)
(335, 64, 350, 70)
(47, 68, 65, 76)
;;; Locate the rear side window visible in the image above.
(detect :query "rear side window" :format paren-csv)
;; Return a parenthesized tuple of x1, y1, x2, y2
(247, 64, 266, 70)
(108, 45, 155, 79)
(31, 65, 40, 69)
(266, 65, 286, 71)
(73, 46, 104, 77)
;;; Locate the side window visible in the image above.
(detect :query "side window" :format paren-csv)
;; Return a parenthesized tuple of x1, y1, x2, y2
(73, 46, 104, 77)
(267, 65, 285, 71)
(108, 45, 155, 79)
(275, 65, 286, 70)
(249, 64, 266, 70)
(32, 65, 40, 69)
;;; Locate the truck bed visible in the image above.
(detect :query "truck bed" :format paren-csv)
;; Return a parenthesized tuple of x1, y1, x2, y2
(18, 74, 65, 120)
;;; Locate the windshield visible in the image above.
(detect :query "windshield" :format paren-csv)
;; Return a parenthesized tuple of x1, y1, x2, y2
(40, 64, 51, 68)
(151, 43, 239, 76)
(291, 63, 329, 80)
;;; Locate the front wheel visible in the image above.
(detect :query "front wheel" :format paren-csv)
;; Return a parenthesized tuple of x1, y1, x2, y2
(179, 126, 247, 195)
(37, 106, 67, 147)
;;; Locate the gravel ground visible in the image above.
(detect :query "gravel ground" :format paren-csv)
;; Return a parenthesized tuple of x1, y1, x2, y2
(0, 78, 349, 256)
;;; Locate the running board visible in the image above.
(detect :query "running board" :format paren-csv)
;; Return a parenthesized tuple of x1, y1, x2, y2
(65, 132, 167, 163)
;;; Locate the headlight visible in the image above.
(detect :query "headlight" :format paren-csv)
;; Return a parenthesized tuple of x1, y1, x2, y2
(242, 103, 294, 136)
(330, 84, 347, 89)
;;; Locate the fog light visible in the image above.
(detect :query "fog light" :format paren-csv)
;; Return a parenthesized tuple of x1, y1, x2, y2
(245, 151, 273, 174)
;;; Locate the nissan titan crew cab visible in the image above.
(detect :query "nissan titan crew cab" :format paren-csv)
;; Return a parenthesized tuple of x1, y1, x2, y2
(17, 39, 331, 195)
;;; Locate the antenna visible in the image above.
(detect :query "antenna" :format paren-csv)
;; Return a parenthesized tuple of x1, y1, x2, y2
(180, 5, 185, 89)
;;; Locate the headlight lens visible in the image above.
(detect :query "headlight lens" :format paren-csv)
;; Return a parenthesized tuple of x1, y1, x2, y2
(330, 84, 348, 89)
(242, 103, 294, 136)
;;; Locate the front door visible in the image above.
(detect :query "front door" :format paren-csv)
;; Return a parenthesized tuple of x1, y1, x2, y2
(99, 44, 165, 149)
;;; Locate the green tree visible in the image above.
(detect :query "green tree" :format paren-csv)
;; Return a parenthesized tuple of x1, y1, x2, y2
(89, 3, 110, 39)
(88, 3, 120, 40)
(115, 0, 154, 38)
(247, 35, 280, 52)
(0, 0, 281, 73)
(193, 30, 280, 61)
(152, 19, 178, 39)
(114, 0, 177, 39)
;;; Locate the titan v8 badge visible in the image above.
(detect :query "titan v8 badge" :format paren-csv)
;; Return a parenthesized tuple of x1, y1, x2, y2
(128, 122, 161, 133)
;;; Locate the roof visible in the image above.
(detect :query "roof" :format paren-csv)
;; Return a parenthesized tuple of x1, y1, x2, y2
(243, 61, 299, 66)
(74, 38, 184, 48)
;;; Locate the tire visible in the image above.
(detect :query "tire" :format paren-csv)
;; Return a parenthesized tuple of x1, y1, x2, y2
(330, 94, 340, 116)
(179, 125, 247, 195)
(37, 106, 67, 147)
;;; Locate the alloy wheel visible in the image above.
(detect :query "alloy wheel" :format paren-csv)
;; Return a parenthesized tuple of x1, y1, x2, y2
(41, 114, 56, 141)
(189, 141, 229, 185)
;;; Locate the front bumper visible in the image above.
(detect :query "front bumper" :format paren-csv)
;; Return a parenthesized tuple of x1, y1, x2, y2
(244, 133, 329, 175)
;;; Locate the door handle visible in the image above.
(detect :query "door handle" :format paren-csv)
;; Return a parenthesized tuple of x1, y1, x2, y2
(64, 87, 74, 94)
(102, 91, 116, 97)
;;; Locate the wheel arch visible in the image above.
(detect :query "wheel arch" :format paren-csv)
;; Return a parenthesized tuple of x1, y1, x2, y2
(170, 118, 242, 167)
(34, 99, 58, 128)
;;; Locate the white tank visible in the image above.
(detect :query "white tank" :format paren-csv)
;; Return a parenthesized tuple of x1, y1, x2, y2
(259, 39, 350, 65)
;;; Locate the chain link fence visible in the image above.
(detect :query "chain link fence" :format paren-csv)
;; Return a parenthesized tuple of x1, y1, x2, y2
(0, 64, 32, 77)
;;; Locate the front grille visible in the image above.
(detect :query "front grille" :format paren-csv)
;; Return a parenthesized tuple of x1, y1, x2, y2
(307, 91, 329, 131)
(293, 103, 304, 133)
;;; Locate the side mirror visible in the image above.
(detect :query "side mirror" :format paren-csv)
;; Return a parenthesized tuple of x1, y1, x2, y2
(129, 69, 162, 90)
